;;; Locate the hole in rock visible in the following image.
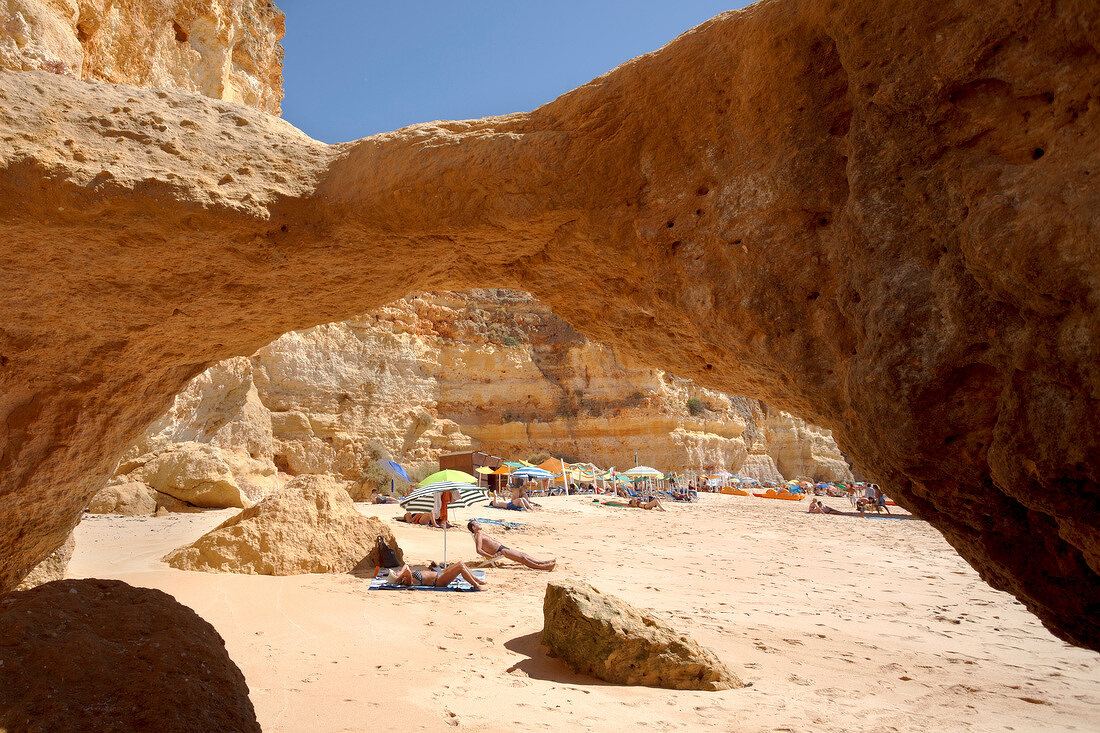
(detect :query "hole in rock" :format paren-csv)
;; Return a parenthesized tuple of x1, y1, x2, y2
(173, 22, 189, 43)
(1032, 147, 1044, 160)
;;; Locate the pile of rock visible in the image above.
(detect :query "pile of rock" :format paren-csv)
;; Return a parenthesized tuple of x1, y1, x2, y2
(163, 475, 401, 575)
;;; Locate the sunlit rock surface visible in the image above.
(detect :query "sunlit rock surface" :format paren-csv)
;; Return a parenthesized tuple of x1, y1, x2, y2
(0, 0, 1097, 651)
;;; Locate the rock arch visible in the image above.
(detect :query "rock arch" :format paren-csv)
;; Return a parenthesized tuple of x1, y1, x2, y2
(1, 0, 1098, 649)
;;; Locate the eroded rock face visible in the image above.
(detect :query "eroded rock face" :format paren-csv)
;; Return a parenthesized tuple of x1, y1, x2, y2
(0, 0, 1097, 650)
(0, 579, 260, 732)
(120, 289, 850, 502)
(163, 474, 402, 574)
(14, 531, 74, 590)
(542, 579, 741, 690)
(0, 0, 284, 113)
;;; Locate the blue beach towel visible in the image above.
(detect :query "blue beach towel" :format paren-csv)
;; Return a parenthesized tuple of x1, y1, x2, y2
(369, 569, 486, 592)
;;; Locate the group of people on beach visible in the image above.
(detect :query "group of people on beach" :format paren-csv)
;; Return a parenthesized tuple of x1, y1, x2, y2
(385, 518, 555, 590)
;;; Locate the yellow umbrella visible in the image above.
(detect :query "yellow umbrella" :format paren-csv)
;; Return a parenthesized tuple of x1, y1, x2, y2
(475, 466, 494, 475)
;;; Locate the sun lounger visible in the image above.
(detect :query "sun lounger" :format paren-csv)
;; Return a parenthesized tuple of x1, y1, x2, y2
(369, 568, 486, 592)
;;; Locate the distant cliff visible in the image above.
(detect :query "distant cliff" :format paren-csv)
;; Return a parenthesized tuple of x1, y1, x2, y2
(104, 290, 852, 506)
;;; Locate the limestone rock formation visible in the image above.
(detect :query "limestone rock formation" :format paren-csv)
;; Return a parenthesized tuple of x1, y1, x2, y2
(123, 289, 851, 502)
(163, 474, 402, 574)
(0, 0, 1097, 651)
(14, 532, 74, 590)
(541, 579, 742, 690)
(0, 0, 284, 113)
(0, 578, 260, 732)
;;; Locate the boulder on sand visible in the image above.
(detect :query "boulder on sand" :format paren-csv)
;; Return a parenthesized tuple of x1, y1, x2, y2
(541, 579, 742, 691)
(87, 481, 157, 515)
(0, 579, 260, 733)
(163, 474, 402, 574)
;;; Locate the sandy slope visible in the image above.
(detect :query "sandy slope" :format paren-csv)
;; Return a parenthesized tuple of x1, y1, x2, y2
(68, 494, 1099, 732)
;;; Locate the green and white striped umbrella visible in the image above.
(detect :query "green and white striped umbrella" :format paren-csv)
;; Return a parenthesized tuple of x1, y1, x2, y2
(400, 482, 490, 513)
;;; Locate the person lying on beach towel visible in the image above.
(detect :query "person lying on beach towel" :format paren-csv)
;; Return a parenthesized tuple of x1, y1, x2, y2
(400, 511, 450, 527)
(387, 562, 485, 590)
(808, 498, 842, 515)
(467, 520, 555, 570)
(629, 496, 666, 511)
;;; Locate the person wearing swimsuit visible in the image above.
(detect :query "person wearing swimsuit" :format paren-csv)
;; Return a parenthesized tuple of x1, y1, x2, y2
(402, 512, 441, 527)
(628, 496, 666, 511)
(388, 562, 485, 590)
(467, 520, 556, 570)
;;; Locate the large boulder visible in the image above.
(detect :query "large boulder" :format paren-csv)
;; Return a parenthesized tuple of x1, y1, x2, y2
(134, 442, 250, 509)
(0, 578, 260, 732)
(541, 579, 742, 691)
(14, 532, 74, 591)
(86, 480, 157, 515)
(163, 474, 402, 574)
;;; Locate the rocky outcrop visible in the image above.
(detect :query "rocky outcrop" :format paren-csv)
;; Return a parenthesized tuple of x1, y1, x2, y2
(1, 0, 1097, 651)
(0, 0, 284, 113)
(117, 289, 850, 504)
(541, 579, 742, 690)
(0, 578, 260, 732)
(14, 532, 74, 590)
(163, 474, 401, 574)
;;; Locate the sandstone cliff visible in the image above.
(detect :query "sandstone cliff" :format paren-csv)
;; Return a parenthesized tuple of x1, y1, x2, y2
(0, 0, 284, 113)
(2, 0, 1097, 650)
(102, 290, 852, 505)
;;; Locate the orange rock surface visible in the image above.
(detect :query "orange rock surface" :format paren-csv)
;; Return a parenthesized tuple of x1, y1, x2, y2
(0, 0, 1097, 650)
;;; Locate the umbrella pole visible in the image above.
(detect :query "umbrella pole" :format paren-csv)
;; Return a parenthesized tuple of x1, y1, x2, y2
(443, 523, 448, 566)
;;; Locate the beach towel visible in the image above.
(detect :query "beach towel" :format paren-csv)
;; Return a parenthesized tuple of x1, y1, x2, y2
(369, 569, 486, 592)
(470, 517, 525, 528)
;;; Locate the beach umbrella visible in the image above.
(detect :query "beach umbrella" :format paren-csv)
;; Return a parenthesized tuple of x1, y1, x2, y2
(400, 481, 491, 565)
(418, 469, 477, 487)
(379, 459, 410, 495)
(511, 466, 554, 481)
(623, 465, 663, 478)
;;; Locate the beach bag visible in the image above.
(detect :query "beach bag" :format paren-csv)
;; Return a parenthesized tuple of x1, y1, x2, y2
(376, 535, 400, 568)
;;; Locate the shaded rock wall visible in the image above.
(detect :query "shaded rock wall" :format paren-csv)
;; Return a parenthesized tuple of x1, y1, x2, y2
(0, 0, 284, 113)
(0, 0, 1097, 650)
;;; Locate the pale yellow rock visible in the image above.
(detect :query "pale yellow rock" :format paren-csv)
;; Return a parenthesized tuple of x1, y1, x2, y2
(87, 480, 156, 515)
(0, 0, 284, 113)
(15, 532, 74, 590)
(162, 474, 402, 575)
(132, 442, 249, 509)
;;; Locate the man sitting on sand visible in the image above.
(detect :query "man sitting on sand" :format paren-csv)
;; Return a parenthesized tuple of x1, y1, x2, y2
(467, 520, 555, 570)
(387, 562, 484, 590)
(808, 498, 842, 515)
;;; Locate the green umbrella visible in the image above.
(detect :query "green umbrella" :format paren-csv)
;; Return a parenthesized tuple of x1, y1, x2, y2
(418, 469, 477, 487)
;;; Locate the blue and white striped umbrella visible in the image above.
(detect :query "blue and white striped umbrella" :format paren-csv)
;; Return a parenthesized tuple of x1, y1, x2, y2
(510, 466, 554, 481)
(400, 482, 490, 513)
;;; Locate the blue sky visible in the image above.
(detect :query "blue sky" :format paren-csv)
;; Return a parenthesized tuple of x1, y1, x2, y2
(278, 1, 749, 143)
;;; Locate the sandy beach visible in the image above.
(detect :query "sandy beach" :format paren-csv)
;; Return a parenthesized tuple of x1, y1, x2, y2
(69, 494, 1099, 732)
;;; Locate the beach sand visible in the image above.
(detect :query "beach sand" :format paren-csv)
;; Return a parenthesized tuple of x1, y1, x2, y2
(68, 494, 1099, 732)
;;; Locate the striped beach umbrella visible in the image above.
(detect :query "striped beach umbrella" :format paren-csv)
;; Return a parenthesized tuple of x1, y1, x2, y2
(510, 466, 554, 481)
(400, 482, 490, 565)
(400, 482, 490, 513)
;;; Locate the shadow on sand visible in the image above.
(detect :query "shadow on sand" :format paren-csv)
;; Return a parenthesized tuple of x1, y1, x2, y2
(502, 632, 610, 686)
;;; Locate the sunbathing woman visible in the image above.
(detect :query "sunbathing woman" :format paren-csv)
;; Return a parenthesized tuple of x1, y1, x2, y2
(467, 520, 555, 570)
(629, 496, 666, 511)
(387, 562, 485, 590)
(401, 511, 443, 527)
